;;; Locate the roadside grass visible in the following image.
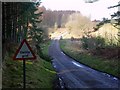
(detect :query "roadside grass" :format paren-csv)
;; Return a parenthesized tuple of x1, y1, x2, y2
(2, 41, 56, 88)
(40, 41, 51, 59)
(60, 39, 120, 78)
(37, 41, 52, 62)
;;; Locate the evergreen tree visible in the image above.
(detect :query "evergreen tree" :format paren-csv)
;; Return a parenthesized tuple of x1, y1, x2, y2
(108, 3, 120, 46)
(2, 1, 43, 58)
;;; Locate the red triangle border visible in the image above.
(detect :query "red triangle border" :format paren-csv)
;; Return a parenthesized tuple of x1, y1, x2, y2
(13, 39, 36, 60)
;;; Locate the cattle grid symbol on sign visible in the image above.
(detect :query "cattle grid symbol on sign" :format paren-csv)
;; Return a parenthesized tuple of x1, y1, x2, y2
(13, 39, 36, 60)
(13, 39, 36, 89)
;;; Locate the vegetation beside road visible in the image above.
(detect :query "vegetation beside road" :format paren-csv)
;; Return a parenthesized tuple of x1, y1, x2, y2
(2, 41, 56, 88)
(37, 40, 52, 62)
(2, 1, 120, 88)
(60, 39, 120, 78)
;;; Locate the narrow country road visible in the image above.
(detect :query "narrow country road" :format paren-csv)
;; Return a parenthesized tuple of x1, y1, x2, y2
(49, 37, 120, 89)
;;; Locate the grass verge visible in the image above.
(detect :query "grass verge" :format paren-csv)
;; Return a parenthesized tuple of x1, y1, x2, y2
(37, 41, 52, 62)
(2, 41, 56, 88)
(60, 39, 120, 78)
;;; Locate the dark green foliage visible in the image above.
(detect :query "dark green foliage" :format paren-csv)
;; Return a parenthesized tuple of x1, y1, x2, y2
(96, 36, 105, 47)
(36, 42, 52, 62)
(2, 1, 42, 42)
(93, 18, 110, 31)
(81, 36, 89, 49)
(2, 1, 43, 58)
(111, 13, 120, 30)
(81, 36, 106, 50)
(108, 3, 120, 46)
(81, 36, 119, 59)
(108, 3, 120, 29)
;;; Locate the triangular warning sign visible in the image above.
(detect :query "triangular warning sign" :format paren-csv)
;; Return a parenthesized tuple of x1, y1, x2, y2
(13, 39, 36, 60)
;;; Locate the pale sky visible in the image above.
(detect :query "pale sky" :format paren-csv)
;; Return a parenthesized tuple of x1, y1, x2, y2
(41, 0, 119, 20)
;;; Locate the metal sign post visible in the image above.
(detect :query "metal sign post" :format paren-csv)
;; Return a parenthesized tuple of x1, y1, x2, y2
(23, 59, 26, 89)
(13, 39, 36, 89)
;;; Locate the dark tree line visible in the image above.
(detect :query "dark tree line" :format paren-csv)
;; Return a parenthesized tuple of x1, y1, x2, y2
(2, 1, 43, 58)
(38, 6, 78, 28)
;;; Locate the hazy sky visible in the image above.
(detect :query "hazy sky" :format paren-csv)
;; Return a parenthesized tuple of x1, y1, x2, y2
(41, 0, 119, 20)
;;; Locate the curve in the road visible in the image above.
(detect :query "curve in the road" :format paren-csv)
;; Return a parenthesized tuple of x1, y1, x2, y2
(49, 39, 120, 89)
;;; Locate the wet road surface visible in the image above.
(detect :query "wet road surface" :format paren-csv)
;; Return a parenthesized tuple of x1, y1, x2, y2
(49, 38, 120, 89)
